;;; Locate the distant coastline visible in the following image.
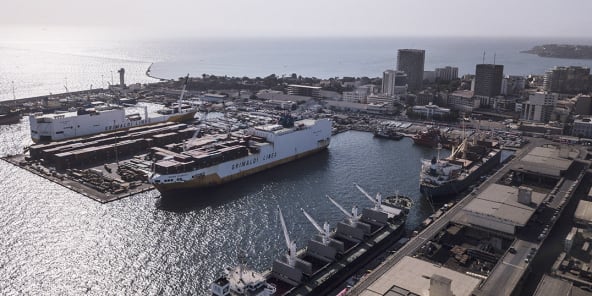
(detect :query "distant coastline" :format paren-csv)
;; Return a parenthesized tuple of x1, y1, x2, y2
(522, 44, 592, 60)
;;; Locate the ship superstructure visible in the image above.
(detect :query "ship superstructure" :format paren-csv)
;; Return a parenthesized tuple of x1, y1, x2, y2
(29, 103, 197, 143)
(149, 116, 332, 195)
(420, 136, 501, 201)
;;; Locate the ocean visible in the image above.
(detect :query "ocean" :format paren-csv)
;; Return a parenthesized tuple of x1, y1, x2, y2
(2, 35, 592, 101)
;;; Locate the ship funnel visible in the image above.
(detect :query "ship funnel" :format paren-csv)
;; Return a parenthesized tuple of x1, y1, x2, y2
(278, 206, 297, 267)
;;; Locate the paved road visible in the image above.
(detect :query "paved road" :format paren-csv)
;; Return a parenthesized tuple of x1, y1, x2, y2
(348, 139, 540, 295)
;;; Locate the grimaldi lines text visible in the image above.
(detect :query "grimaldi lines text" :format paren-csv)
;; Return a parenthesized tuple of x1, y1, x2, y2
(149, 118, 332, 195)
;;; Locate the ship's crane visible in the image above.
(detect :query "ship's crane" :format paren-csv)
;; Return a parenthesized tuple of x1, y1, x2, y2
(354, 183, 382, 211)
(301, 208, 331, 245)
(178, 74, 190, 114)
(327, 195, 361, 226)
(183, 112, 208, 152)
(278, 206, 297, 267)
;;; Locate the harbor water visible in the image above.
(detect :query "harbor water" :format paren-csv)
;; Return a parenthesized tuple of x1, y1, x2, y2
(0, 121, 443, 295)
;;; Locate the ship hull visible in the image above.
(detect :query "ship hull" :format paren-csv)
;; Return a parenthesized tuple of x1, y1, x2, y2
(153, 144, 329, 195)
(420, 149, 502, 201)
(30, 108, 197, 143)
(150, 118, 333, 196)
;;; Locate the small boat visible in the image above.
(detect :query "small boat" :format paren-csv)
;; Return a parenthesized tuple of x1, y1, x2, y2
(0, 109, 22, 125)
(374, 128, 404, 140)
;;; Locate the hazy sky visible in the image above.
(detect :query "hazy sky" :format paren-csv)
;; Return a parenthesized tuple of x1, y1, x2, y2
(2, 0, 592, 39)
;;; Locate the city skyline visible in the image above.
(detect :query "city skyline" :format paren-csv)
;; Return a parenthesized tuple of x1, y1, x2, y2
(1, 0, 592, 40)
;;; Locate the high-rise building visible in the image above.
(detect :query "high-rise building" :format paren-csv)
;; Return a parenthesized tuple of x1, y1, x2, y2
(521, 92, 557, 122)
(382, 70, 396, 96)
(382, 70, 407, 97)
(397, 49, 425, 92)
(543, 66, 591, 94)
(474, 64, 504, 97)
(435, 66, 459, 81)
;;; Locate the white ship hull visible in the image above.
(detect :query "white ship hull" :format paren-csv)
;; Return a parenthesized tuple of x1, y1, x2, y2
(29, 107, 196, 143)
(150, 119, 332, 195)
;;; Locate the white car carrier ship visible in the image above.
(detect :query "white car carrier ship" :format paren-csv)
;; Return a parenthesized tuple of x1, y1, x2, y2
(149, 115, 332, 195)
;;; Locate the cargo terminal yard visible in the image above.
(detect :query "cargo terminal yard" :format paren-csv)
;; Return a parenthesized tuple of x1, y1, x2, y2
(1, 82, 526, 203)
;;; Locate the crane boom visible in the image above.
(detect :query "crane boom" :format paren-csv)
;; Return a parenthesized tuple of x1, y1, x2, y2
(327, 195, 352, 218)
(355, 183, 375, 204)
(278, 206, 291, 250)
(355, 183, 382, 209)
(301, 208, 324, 234)
(178, 74, 189, 113)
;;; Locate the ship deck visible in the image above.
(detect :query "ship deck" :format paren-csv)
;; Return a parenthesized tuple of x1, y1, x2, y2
(281, 221, 405, 296)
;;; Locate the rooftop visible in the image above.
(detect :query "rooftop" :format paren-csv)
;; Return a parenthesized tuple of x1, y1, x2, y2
(512, 146, 575, 178)
(359, 256, 481, 296)
(460, 184, 545, 227)
(575, 200, 592, 224)
(533, 274, 592, 296)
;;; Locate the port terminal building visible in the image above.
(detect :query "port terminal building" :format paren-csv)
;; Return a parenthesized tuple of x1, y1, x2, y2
(454, 184, 545, 235)
(359, 256, 481, 296)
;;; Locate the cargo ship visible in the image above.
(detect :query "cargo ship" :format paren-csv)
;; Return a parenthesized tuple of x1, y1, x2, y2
(419, 137, 501, 201)
(211, 184, 410, 296)
(28, 103, 197, 143)
(29, 76, 197, 143)
(149, 116, 332, 195)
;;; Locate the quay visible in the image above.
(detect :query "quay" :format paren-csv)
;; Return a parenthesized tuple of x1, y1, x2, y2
(348, 137, 591, 296)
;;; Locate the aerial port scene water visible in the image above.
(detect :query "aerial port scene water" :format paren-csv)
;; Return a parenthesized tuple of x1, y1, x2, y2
(4, 2, 592, 296)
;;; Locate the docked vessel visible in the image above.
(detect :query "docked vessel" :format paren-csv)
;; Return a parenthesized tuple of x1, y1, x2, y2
(29, 103, 197, 143)
(211, 184, 409, 296)
(0, 109, 22, 125)
(419, 137, 501, 201)
(373, 128, 404, 140)
(412, 126, 443, 147)
(149, 115, 332, 195)
(29, 77, 197, 143)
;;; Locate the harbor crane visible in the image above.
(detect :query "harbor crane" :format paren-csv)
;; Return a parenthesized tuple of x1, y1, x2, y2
(327, 195, 361, 226)
(301, 208, 331, 246)
(278, 206, 297, 267)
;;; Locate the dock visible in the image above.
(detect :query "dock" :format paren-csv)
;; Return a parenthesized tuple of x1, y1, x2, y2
(1, 154, 154, 203)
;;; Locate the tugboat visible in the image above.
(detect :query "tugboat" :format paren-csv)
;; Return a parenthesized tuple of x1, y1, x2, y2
(374, 128, 404, 140)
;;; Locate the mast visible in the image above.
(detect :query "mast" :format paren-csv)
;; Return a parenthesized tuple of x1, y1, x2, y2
(11, 81, 16, 108)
